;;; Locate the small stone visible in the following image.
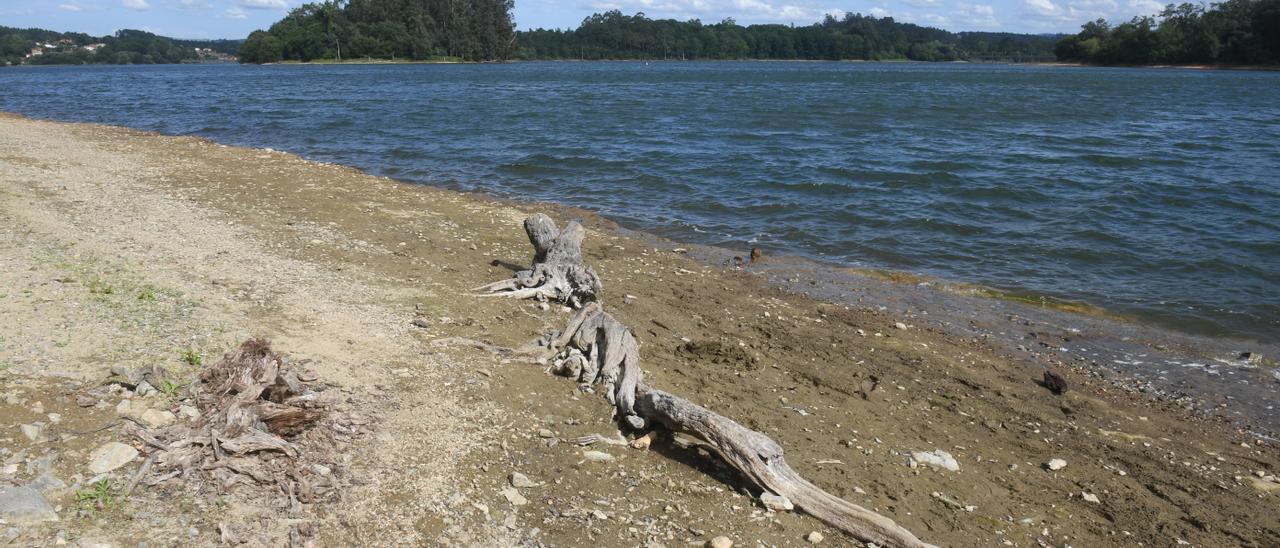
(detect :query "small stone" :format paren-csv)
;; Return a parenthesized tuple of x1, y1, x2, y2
(0, 485, 59, 524)
(178, 405, 200, 421)
(20, 424, 42, 442)
(500, 487, 528, 506)
(806, 531, 825, 544)
(312, 464, 331, 476)
(760, 492, 794, 511)
(0, 464, 17, 475)
(30, 402, 44, 414)
(139, 409, 176, 428)
(894, 322, 908, 330)
(76, 395, 97, 408)
(115, 399, 132, 415)
(911, 450, 960, 471)
(134, 381, 156, 397)
(1046, 458, 1068, 471)
(707, 536, 733, 548)
(537, 428, 554, 439)
(47, 413, 61, 424)
(411, 318, 431, 328)
(582, 450, 614, 462)
(509, 472, 536, 488)
(1082, 492, 1100, 503)
(88, 442, 138, 474)
(1240, 352, 1262, 365)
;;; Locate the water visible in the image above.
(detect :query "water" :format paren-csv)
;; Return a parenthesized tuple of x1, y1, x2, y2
(3, 62, 1278, 341)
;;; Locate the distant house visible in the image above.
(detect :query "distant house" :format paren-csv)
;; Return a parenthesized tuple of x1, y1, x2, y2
(83, 43, 106, 52)
(59, 38, 74, 45)
(27, 47, 43, 58)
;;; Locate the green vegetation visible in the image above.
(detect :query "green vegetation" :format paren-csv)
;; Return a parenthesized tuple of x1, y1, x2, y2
(87, 279, 115, 296)
(158, 378, 187, 399)
(180, 348, 203, 366)
(0, 27, 215, 66)
(1055, 0, 1280, 65)
(517, 11, 1060, 61)
(238, 0, 516, 63)
(75, 478, 120, 514)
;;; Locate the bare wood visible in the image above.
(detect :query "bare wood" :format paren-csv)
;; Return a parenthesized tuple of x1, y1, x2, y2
(474, 215, 602, 307)
(635, 386, 934, 548)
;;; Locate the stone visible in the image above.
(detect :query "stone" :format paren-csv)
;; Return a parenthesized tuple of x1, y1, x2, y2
(911, 450, 960, 471)
(760, 492, 794, 511)
(582, 450, 614, 462)
(139, 409, 176, 428)
(20, 423, 42, 442)
(115, 399, 132, 415)
(537, 428, 555, 438)
(894, 322, 908, 330)
(47, 413, 62, 424)
(178, 405, 200, 421)
(30, 473, 66, 494)
(88, 442, 138, 474)
(510, 472, 536, 488)
(1082, 492, 1100, 503)
(806, 531, 825, 544)
(0, 485, 59, 524)
(411, 318, 431, 328)
(1240, 352, 1262, 365)
(707, 536, 733, 548)
(1046, 458, 1068, 471)
(134, 381, 156, 397)
(500, 487, 528, 506)
(76, 395, 97, 408)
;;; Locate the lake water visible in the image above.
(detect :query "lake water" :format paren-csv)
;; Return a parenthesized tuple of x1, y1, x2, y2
(2, 62, 1277, 341)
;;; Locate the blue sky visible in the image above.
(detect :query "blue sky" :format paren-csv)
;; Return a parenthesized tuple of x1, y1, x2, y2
(0, 0, 1168, 39)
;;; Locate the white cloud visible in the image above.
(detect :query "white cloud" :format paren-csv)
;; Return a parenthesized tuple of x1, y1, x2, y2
(240, 0, 288, 9)
(58, 3, 83, 11)
(868, 6, 890, 17)
(223, 6, 249, 19)
(1024, 0, 1062, 16)
(1126, 0, 1163, 15)
(954, 2, 999, 28)
(122, 0, 150, 9)
(902, 0, 941, 7)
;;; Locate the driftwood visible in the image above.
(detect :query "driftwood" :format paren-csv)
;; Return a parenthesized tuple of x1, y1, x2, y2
(473, 213, 603, 307)
(481, 215, 934, 547)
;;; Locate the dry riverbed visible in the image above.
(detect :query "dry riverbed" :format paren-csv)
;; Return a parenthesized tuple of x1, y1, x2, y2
(1, 113, 1278, 547)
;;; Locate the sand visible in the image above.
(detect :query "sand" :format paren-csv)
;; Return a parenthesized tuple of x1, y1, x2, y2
(1, 113, 1277, 547)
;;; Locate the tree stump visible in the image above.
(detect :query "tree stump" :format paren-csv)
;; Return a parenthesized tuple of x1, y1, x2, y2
(473, 213, 603, 307)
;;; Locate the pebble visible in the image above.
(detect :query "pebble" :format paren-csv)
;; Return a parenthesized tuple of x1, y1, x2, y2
(510, 472, 536, 488)
(76, 395, 97, 408)
(20, 423, 42, 442)
(178, 405, 200, 421)
(47, 413, 61, 424)
(806, 531, 825, 544)
(410, 318, 431, 328)
(115, 399, 132, 415)
(760, 492, 794, 511)
(0, 485, 59, 524)
(537, 428, 555, 438)
(911, 450, 960, 471)
(707, 536, 733, 548)
(139, 409, 177, 428)
(582, 450, 614, 462)
(135, 381, 156, 397)
(88, 442, 138, 474)
(894, 322, 908, 330)
(1047, 458, 1068, 471)
(1082, 492, 1100, 503)
(500, 487, 528, 506)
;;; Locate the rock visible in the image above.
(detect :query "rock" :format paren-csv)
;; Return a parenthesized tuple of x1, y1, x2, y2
(911, 450, 960, 471)
(47, 413, 61, 424)
(0, 464, 16, 475)
(134, 381, 156, 397)
(88, 442, 138, 474)
(139, 409, 176, 428)
(115, 399, 132, 415)
(894, 322, 908, 330)
(29, 473, 66, 494)
(509, 472, 536, 488)
(1240, 352, 1262, 365)
(806, 531, 825, 544)
(1046, 458, 1068, 471)
(707, 536, 733, 548)
(760, 492, 794, 511)
(537, 428, 555, 438)
(411, 318, 431, 328)
(76, 395, 97, 408)
(178, 405, 200, 421)
(500, 487, 528, 506)
(0, 485, 59, 524)
(582, 450, 614, 462)
(20, 423, 42, 442)
(1082, 492, 1100, 503)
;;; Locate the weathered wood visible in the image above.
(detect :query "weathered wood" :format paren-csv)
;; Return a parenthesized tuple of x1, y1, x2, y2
(473, 215, 602, 307)
(635, 386, 934, 548)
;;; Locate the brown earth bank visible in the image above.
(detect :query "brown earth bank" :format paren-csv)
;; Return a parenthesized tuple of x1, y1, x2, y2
(1, 113, 1277, 547)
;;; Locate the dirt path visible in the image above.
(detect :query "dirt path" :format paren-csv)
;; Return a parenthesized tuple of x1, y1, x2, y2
(1, 114, 1278, 547)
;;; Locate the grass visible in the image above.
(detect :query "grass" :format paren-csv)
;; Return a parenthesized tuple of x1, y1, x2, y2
(75, 478, 119, 514)
(179, 347, 202, 366)
(158, 378, 187, 399)
(87, 278, 114, 295)
(137, 286, 157, 301)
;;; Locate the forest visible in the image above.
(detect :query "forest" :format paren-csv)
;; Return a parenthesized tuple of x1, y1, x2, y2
(0, 27, 222, 66)
(516, 11, 1059, 61)
(237, 0, 516, 63)
(1054, 0, 1280, 64)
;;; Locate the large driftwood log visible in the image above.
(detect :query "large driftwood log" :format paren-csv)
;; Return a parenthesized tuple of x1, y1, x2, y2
(636, 386, 933, 548)
(481, 215, 933, 547)
(473, 213, 603, 307)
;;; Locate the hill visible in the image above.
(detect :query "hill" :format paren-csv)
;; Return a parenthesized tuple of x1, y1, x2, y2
(1, 27, 237, 66)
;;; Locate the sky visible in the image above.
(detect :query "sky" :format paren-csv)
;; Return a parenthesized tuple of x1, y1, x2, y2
(0, 0, 1169, 39)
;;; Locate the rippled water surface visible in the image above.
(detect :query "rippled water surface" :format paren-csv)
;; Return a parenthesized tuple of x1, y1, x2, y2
(3, 62, 1278, 340)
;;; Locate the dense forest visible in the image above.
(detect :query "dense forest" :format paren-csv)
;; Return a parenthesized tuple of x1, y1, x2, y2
(1055, 0, 1280, 64)
(0, 27, 233, 66)
(238, 0, 516, 63)
(517, 11, 1060, 61)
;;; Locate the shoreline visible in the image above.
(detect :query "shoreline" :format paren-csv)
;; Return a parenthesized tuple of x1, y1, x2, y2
(3, 113, 1280, 546)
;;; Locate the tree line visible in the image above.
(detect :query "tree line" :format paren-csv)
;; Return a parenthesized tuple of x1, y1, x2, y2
(1055, 0, 1280, 65)
(517, 11, 1060, 61)
(238, 0, 515, 63)
(0, 27, 220, 66)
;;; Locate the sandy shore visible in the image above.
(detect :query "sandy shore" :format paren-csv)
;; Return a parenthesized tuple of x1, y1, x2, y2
(2, 113, 1278, 547)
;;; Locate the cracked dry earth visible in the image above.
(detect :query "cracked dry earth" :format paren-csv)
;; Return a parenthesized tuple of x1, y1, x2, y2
(2, 114, 1280, 548)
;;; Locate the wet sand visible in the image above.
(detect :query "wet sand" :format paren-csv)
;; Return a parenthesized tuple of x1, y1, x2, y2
(2, 113, 1278, 547)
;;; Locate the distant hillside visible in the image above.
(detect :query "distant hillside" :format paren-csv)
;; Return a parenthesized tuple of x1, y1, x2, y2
(1054, 0, 1280, 66)
(1, 27, 237, 66)
(515, 11, 1062, 61)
